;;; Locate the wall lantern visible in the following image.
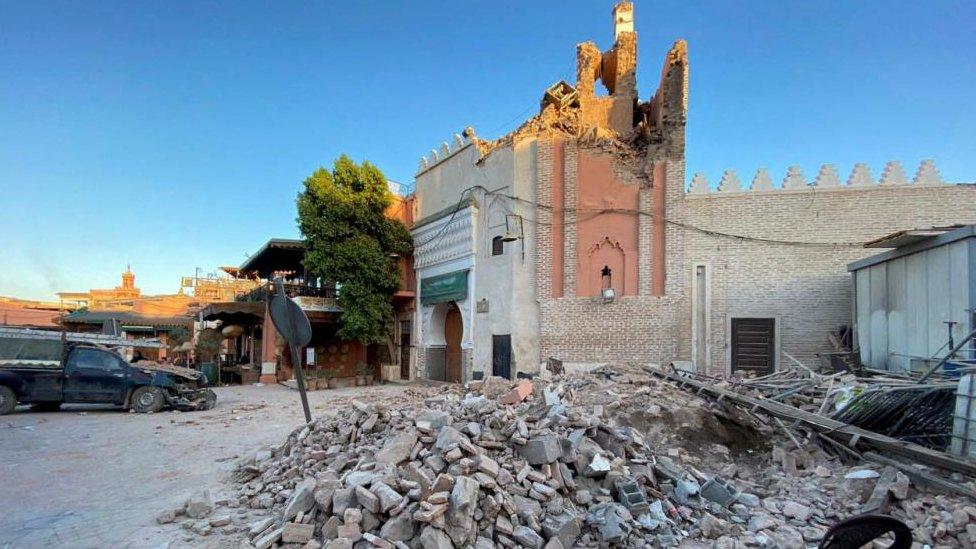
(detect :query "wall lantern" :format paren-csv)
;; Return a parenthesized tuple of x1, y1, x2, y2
(601, 265, 615, 303)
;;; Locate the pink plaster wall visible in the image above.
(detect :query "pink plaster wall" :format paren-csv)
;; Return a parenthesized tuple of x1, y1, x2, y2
(576, 151, 639, 296)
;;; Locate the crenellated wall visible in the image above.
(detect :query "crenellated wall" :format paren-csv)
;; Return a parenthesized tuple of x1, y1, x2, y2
(679, 160, 976, 375)
(687, 160, 945, 195)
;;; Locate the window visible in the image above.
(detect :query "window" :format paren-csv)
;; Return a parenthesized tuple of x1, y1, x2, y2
(72, 348, 125, 372)
(492, 236, 504, 256)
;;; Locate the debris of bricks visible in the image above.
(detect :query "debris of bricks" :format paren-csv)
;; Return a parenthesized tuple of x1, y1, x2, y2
(162, 367, 976, 548)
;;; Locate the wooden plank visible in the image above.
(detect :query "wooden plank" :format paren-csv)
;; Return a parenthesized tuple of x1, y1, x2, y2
(645, 365, 976, 477)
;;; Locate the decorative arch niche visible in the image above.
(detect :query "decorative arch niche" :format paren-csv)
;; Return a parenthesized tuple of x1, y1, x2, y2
(583, 237, 628, 297)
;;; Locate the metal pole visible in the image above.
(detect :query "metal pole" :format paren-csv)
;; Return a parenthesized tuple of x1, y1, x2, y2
(291, 343, 312, 423)
(919, 328, 976, 383)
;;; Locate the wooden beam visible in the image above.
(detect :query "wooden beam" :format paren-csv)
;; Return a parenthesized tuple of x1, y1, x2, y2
(644, 366, 976, 477)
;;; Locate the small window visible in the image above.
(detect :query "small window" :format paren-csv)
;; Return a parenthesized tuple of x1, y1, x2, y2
(492, 236, 504, 256)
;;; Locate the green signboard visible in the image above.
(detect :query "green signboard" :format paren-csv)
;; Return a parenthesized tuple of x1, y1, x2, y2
(420, 269, 469, 305)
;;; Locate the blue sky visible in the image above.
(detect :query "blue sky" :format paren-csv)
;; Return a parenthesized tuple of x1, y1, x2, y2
(1, 1, 974, 300)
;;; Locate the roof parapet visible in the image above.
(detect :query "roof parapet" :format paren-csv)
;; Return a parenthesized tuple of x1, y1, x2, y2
(687, 160, 948, 195)
(416, 128, 476, 175)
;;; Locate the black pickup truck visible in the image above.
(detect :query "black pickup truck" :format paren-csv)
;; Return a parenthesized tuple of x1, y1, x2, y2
(0, 330, 216, 415)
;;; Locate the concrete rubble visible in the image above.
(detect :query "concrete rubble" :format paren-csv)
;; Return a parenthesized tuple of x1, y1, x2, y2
(165, 367, 976, 547)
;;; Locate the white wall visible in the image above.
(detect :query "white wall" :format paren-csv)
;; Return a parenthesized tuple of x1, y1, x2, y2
(854, 237, 974, 371)
(413, 137, 540, 380)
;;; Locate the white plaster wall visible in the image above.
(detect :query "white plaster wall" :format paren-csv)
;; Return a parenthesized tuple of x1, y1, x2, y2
(415, 144, 495, 221)
(414, 138, 540, 380)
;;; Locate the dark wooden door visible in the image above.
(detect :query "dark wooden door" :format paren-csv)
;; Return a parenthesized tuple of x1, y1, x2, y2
(492, 334, 512, 379)
(731, 318, 775, 375)
(444, 305, 462, 383)
(399, 321, 411, 379)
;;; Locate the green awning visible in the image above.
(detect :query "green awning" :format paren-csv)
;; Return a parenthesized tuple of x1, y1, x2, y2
(420, 269, 469, 305)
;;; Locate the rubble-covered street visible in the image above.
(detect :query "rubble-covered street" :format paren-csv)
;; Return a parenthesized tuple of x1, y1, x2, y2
(0, 384, 421, 548)
(157, 367, 976, 548)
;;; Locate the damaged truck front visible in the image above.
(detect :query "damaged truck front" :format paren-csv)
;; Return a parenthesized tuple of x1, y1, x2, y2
(0, 327, 216, 415)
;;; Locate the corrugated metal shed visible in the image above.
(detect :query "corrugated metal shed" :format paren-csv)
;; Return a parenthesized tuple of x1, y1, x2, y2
(848, 225, 975, 372)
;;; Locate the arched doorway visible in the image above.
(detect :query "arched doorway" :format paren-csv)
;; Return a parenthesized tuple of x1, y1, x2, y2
(427, 301, 464, 383)
(444, 303, 462, 383)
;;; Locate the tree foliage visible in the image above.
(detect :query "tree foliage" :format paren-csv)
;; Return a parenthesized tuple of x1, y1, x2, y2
(297, 155, 412, 344)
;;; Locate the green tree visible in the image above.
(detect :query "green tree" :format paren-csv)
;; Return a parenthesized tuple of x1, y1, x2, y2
(297, 155, 412, 346)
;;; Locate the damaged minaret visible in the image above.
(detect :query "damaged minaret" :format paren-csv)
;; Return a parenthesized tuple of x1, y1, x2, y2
(576, 2, 638, 135)
(573, 2, 688, 160)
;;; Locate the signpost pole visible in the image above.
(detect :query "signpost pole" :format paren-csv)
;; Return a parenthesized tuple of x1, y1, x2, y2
(291, 343, 312, 423)
(268, 277, 315, 425)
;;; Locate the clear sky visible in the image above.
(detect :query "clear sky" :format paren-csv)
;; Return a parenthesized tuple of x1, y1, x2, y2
(2, 1, 974, 301)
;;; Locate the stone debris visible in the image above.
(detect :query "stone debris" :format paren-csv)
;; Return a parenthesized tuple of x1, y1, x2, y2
(166, 368, 976, 548)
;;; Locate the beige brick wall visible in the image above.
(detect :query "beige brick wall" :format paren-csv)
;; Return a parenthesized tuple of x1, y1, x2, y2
(536, 141, 976, 375)
(682, 183, 976, 375)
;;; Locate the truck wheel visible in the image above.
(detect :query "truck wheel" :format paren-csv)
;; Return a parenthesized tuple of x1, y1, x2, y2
(0, 386, 15, 415)
(30, 402, 61, 412)
(131, 386, 165, 413)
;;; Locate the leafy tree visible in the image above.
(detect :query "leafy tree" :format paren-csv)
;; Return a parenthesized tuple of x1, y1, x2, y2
(297, 155, 412, 346)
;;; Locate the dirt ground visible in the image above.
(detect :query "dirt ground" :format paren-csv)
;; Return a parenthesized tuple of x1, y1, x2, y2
(0, 383, 418, 549)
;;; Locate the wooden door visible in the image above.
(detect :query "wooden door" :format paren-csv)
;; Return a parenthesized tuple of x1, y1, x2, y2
(731, 318, 775, 376)
(444, 305, 462, 383)
(492, 334, 512, 379)
(399, 320, 411, 379)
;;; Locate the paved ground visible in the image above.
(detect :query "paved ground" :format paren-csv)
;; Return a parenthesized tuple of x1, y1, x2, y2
(0, 383, 416, 549)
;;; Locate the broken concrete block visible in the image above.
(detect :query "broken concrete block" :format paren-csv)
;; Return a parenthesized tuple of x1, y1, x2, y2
(208, 515, 231, 527)
(418, 525, 454, 549)
(380, 512, 417, 541)
(362, 532, 394, 548)
(372, 482, 405, 513)
(248, 517, 275, 538)
(332, 488, 355, 516)
(701, 477, 739, 507)
(376, 431, 419, 465)
(284, 481, 316, 521)
(781, 501, 813, 521)
(518, 435, 561, 465)
(415, 410, 450, 432)
(699, 514, 728, 539)
(336, 522, 362, 543)
(513, 525, 544, 548)
(323, 539, 353, 549)
(356, 485, 381, 514)
(614, 477, 649, 514)
(585, 502, 632, 543)
(283, 522, 315, 544)
(434, 426, 469, 453)
(541, 509, 581, 548)
(253, 527, 284, 549)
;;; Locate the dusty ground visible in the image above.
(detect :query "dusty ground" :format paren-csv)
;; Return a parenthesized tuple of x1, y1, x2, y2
(0, 383, 418, 549)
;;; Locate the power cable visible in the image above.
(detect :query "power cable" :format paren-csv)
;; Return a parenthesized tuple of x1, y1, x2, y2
(412, 184, 866, 249)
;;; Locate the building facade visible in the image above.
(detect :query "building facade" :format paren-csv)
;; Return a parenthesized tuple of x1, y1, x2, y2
(408, 2, 976, 381)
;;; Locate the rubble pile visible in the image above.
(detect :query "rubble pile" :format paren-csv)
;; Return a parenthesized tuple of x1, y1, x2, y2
(166, 369, 976, 548)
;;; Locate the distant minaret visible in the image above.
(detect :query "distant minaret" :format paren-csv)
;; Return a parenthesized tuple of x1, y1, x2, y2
(121, 265, 135, 290)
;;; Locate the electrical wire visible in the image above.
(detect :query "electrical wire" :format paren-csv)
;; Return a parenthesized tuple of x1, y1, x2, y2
(412, 184, 867, 249)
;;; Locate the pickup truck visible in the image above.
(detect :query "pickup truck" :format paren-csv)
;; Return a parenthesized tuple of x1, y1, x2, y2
(0, 329, 216, 415)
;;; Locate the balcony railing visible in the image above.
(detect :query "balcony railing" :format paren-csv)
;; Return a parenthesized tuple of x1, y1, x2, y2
(237, 282, 337, 303)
